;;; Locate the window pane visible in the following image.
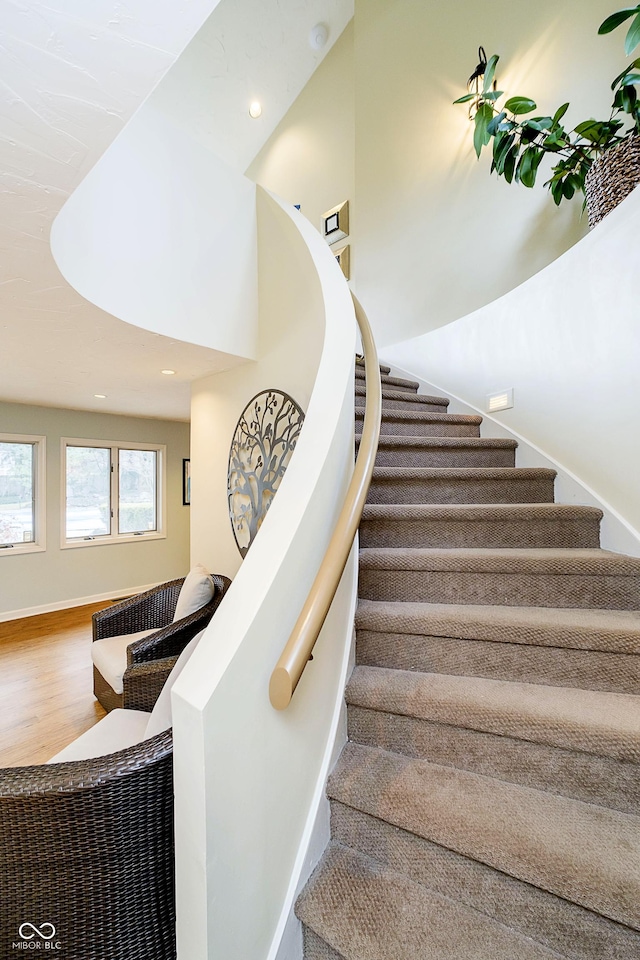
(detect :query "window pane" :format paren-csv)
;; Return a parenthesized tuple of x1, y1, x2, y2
(66, 446, 111, 539)
(118, 449, 157, 533)
(0, 442, 34, 545)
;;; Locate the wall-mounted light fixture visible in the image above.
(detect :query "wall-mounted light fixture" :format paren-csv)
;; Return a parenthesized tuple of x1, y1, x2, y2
(467, 46, 496, 119)
(249, 101, 262, 119)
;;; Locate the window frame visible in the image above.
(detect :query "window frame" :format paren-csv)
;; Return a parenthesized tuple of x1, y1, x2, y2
(60, 438, 166, 549)
(0, 433, 46, 557)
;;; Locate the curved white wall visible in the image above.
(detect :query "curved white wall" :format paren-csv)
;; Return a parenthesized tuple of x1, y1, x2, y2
(172, 188, 358, 959)
(51, 99, 258, 360)
(383, 187, 640, 549)
(354, 0, 625, 345)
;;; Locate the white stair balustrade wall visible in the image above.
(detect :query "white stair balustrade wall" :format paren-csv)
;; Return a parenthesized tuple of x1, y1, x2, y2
(172, 187, 359, 960)
(382, 187, 640, 556)
(51, 98, 258, 363)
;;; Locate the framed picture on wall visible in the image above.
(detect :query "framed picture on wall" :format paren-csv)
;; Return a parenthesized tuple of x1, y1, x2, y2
(183, 459, 191, 506)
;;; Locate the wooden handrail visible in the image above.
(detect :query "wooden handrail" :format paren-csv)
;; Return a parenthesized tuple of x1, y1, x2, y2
(269, 293, 382, 710)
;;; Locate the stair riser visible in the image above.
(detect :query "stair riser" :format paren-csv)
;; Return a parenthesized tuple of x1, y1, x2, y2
(347, 706, 640, 815)
(359, 517, 599, 549)
(329, 803, 640, 960)
(355, 363, 396, 383)
(355, 629, 640, 695)
(366, 477, 555, 505)
(303, 928, 345, 960)
(355, 387, 448, 412)
(371, 446, 517, 468)
(358, 568, 640, 609)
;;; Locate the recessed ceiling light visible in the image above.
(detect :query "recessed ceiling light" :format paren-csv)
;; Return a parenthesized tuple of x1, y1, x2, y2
(249, 101, 262, 119)
(161, 369, 176, 376)
(94, 394, 107, 399)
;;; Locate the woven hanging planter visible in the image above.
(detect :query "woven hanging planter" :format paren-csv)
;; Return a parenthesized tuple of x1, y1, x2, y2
(584, 134, 640, 228)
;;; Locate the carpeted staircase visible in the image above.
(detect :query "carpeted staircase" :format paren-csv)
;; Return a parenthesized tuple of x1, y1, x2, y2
(295, 362, 640, 960)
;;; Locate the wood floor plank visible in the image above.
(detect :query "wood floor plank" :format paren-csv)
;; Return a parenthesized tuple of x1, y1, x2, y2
(0, 602, 111, 767)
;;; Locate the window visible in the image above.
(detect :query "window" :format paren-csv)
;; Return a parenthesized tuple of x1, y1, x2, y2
(0, 434, 46, 555)
(62, 439, 165, 547)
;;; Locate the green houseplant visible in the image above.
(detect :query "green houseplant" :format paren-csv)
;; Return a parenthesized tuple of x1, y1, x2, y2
(454, 6, 640, 222)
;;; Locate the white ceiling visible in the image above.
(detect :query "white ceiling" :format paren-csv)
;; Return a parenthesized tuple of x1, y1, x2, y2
(0, 0, 353, 422)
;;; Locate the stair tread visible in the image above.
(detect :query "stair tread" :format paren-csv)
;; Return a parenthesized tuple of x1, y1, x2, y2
(297, 843, 564, 960)
(359, 546, 640, 576)
(355, 360, 391, 375)
(355, 385, 449, 406)
(355, 598, 640, 653)
(328, 743, 640, 931)
(347, 665, 640, 762)
(371, 465, 556, 479)
(362, 502, 602, 520)
(355, 372, 418, 391)
(358, 435, 518, 449)
(355, 406, 482, 424)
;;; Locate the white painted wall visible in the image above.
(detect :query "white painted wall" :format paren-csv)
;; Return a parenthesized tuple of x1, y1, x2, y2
(383, 187, 640, 546)
(242, 1, 628, 347)
(172, 187, 357, 959)
(0, 401, 190, 619)
(246, 20, 354, 255)
(354, 0, 625, 345)
(190, 187, 326, 577)
(150, 0, 354, 173)
(51, 100, 258, 360)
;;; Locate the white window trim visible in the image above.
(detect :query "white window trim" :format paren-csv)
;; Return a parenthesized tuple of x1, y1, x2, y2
(0, 433, 46, 557)
(60, 438, 166, 550)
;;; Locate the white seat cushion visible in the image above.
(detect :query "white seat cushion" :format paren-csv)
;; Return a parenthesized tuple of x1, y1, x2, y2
(173, 563, 214, 622)
(48, 709, 150, 763)
(50, 628, 207, 763)
(91, 628, 156, 694)
(145, 629, 205, 738)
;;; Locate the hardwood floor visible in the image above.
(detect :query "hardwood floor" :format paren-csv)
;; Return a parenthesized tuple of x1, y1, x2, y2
(0, 602, 112, 767)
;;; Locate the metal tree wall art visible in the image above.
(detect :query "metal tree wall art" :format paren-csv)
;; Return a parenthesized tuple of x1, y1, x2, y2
(228, 390, 305, 556)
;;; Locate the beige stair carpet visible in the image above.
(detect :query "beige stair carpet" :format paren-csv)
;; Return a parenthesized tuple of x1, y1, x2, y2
(296, 363, 640, 959)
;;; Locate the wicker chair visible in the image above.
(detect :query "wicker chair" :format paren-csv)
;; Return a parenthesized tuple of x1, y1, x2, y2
(92, 575, 230, 712)
(0, 731, 176, 959)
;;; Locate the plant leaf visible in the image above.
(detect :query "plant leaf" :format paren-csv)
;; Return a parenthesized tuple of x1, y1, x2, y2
(503, 145, 517, 183)
(553, 102, 570, 123)
(487, 111, 507, 137)
(473, 102, 494, 157)
(494, 132, 515, 173)
(621, 72, 640, 84)
(574, 119, 608, 142)
(483, 54, 499, 93)
(626, 11, 640, 53)
(517, 147, 543, 187)
(505, 96, 537, 115)
(598, 7, 640, 35)
(453, 93, 477, 104)
(611, 58, 640, 89)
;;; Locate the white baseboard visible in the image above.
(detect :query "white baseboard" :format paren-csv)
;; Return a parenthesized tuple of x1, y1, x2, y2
(0, 583, 160, 624)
